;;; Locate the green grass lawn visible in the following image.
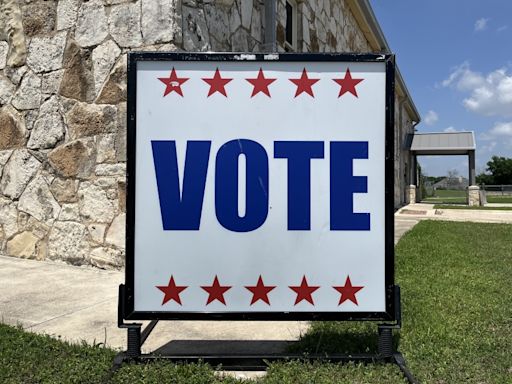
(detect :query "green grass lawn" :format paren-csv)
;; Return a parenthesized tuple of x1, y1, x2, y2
(423, 190, 467, 204)
(486, 195, 512, 204)
(1, 221, 511, 383)
(430, 189, 467, 197)
(434, 204, 512, 210)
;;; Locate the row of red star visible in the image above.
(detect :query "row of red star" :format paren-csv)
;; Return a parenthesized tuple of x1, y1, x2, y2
(158, 67, 364, 98)
(156, 275, 363, 306)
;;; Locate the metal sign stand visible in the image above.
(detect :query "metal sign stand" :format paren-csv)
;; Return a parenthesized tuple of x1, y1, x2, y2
(113, 284, 419, 384)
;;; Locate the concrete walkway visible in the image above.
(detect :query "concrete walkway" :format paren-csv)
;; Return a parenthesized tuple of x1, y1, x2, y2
(396, 202, 512, 224)
(5, 208, 502, 354)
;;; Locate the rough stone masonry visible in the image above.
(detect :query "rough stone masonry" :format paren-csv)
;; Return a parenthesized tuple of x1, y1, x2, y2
(0, 0, 414, 268)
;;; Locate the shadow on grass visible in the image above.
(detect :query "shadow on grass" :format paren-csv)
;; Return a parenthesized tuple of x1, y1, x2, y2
(288, 322, 400, 355)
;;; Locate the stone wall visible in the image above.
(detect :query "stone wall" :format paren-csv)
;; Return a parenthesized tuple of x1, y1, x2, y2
(0, 0, 414, 268)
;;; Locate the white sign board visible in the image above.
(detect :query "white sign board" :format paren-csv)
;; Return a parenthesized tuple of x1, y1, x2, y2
(125, 53, 395, 320)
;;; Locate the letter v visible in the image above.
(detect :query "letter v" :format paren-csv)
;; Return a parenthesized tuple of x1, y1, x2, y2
(151, 141, 211, 230)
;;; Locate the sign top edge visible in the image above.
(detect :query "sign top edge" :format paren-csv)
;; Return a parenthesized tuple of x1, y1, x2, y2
(127, 52, 394, 63)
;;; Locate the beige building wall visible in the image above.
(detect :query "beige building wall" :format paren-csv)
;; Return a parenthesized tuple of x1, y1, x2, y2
(0, 0, 417, 268)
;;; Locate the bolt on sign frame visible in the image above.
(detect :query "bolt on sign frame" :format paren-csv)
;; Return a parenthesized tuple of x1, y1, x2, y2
(117, 52, 418, 383)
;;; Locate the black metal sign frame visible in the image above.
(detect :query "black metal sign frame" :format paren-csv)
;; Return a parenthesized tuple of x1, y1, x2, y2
(123, 52, 396, 322)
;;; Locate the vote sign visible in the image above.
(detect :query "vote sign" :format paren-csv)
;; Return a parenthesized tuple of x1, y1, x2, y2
(125, 53, 395, 320)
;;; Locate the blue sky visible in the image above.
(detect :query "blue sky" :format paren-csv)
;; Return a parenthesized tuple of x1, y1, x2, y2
(371, 0, 512, 177)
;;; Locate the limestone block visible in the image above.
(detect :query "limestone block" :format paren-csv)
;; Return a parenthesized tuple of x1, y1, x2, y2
(229, 3, 242, 32)
(6, 231, 39, 258)
(240, 0, 252, 29)
(0, 74, 15, 105)
(0, 41, 7, 69)
(89, 246, 123, 269)
(78, 182, 115, 223)
(105, 213, 125, 249)
(42, 70, 64, 98)
(406, 185, 417, 204)
(0, 106, 26, 150)
(96, 54, 127, 104)
(88, 223, 107, 244)
(27, 31, 67, 74)
(21, 1, 57, 37)
(117, 180, 126, 212)
(59, 40, 95, 102)
(66, 102, 117, 139)
(250, 6, 262, 42)
(204, 5, 230, 46)
(18, 175, 61, 223)
(27, 96, 65, 150)
(48, 221, 89, 263)
(217, 0, 235, 6)
(75, 0, 108, 48)
(0, 150, 12, 166)
(57, 0, 80, 31)
(468, 186, 480, 207)
(231, 28, 249, 51)
(0, 196, 18, 238)
(182, 6, 210, 51)
(12, 71, 41, 110)
(115, 102, 127, 161)
(92, 40, 121, 97)
(4, 65, 27, 86)
(95, 163, 126, 177)
(93, 177, 118, 189)
(142, 0, 178, 44)
(58, 203, 80, 221)
(109, 2, 143, 48)
(48, 138, 96, 178)
(97, 134, 116, 163)
(0, 149, 41, 199)
(302, 14, 310, 45)
(50, 178, 79, 203)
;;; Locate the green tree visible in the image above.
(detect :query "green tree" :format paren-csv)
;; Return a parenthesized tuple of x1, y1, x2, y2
(477, 156, 512, 185)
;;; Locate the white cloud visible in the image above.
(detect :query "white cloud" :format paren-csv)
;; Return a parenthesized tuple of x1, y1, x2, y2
(443, 126, 458, 133)
(424, 110, 438, 125)
(480, 141, 497, 153)
(474, 18, 490, 32)
(490, 121, 512, 136)
(442, 62, 512, 117)
(497, 25, 508, 32)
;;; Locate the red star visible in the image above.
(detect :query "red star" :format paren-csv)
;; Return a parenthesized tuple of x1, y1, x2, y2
(156, 276, 188, 305)
(246, 68, 277, 97)
(158, 67, 189, 97)
(333, 68, 364, 98)
(289, 276, 320, 305)
(289, 68, 320, 98)
(333, 276, 364, 305)
(245, 275, 276, 305)
(202, 68, 233, 97)
(201, 275, 232, 305)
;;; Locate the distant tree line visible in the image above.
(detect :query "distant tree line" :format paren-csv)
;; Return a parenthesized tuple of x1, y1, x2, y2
(476, 156, 512, 185)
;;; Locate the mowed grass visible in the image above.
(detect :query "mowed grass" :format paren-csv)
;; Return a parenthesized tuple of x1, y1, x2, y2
(423, 189, 467, 204)
(486, 195, 512, 204)
(1, 221, 511, 383)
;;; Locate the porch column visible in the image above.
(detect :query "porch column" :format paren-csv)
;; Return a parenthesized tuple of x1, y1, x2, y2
(468, 150, 480, 206)
(468, 150, 476, 186)
(406, 152, 417, 203)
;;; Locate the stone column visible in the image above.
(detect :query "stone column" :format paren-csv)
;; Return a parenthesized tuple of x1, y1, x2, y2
(406, 153, 417, 204)
(468, 185, 480, 206)
(467, 151, 480, 206)
(406, 185, 417, 204)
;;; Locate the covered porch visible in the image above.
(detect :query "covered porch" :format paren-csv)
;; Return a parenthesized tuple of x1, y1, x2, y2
(406, 132, 479, 206)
